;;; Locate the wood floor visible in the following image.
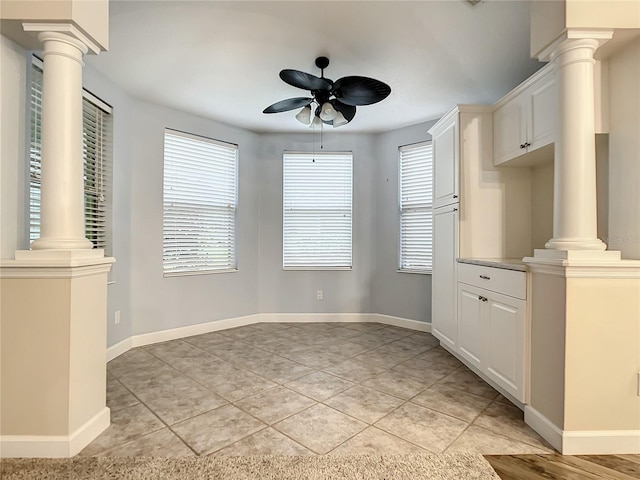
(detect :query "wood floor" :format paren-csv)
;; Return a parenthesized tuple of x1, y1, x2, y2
(485, 454, 640, 480)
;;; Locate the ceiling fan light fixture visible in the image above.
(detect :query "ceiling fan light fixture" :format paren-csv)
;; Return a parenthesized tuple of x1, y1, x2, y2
(295, 106, 312, 124)
(263, 56, 391, 129)
(332, 111, 348, 127)
(309, 115, 322, 128)
(319, 102, 338, 121)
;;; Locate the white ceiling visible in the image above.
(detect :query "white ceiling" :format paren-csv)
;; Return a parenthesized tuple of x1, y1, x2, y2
(86, 0, 545, 133)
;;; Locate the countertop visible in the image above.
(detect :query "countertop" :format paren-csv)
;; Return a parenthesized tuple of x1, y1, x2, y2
(457, 257, 528, 272)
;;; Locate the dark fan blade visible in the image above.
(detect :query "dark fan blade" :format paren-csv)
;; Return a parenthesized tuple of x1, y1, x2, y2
(263, 97, 313, 114)
(333, 76, 391, 106)
(280, 70, 332, 91)
(333, 100, 356, 122)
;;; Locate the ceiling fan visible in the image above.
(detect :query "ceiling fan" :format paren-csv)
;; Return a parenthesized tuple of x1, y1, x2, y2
(263, 56, 391, 128)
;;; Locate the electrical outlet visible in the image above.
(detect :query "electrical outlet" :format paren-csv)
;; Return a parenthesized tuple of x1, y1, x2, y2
(316, 290, 323, 300)
(115, 310, 121, 325)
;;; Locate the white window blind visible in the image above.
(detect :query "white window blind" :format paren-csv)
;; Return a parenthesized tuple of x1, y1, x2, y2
(163, 129, 238, 276)
(283, 152, 352, 269)
(399, 142, 433, 272)
(29, 59, 113, 252)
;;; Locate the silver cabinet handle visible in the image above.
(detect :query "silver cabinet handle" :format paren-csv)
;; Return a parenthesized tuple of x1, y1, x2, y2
(479, 275, 490, 280)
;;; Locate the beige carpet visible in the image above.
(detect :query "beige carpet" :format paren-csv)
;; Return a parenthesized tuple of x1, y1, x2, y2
(1, 454, 501, 479)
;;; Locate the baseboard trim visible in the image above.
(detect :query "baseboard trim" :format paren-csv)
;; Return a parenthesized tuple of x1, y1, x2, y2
(0, 407, 110, 458)
(106, 337, 133, 362)
(525, 406, 640, 454)
(131, 314, 262, 348)
(371, 314, 431, 332)
(524, 405, 563, 452)
(562, 429, 640, 455)
(106, 313, 430, 361)
(259, 312, 374, 324)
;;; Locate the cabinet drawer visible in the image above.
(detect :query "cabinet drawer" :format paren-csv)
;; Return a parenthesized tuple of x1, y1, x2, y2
(457, 263, 526, 300)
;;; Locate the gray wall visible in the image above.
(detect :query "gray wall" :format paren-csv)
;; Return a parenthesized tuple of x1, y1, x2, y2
(127, 100, 261, 336)
(370, 121, 437, 322)
(257, 132, 377, 314)
(2, 40, 436, 348)
(83, 65, 134, 347)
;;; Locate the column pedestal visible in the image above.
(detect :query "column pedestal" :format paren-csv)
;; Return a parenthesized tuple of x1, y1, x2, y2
(0, 251, 114, 457)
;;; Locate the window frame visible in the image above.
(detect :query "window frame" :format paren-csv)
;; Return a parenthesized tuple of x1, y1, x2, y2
(282, 151, 353, 271)
(162, 128, 239, 277)
(398, 140, 433, 274)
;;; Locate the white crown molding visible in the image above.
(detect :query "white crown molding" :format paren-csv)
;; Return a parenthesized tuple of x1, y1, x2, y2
(0, 407, 110, 458)
(492, 63, 555, 111)
(536, 29, 614, 62)
(22, 23, 102, 54)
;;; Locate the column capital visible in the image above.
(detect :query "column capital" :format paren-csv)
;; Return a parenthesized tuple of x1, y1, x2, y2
(23, 22, 101, 55)
(537, 29, 614, 62)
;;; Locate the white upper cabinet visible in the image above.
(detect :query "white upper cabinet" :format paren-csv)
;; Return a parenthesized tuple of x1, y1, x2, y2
(493, 65, 556, 166)
(431, 113, 459, 209)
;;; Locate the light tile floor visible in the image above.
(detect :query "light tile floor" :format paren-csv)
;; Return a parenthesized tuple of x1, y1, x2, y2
(83, 322, 555, 457)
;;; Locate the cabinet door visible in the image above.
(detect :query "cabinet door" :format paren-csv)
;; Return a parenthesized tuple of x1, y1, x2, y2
(432, 119, 458, 208)
(431, 206, 459, 350)
(485, 291, 526, 402)
(493, 95, 527, 166)
(457, 284, 484, 369)
(527, 71, 556, 152)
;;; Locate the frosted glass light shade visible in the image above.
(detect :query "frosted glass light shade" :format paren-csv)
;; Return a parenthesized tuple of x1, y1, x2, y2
(295, 106, 312, 124)
(332, 111, 348, 127)
(319, 102, 337, 121)
(309, 116, 322, 128)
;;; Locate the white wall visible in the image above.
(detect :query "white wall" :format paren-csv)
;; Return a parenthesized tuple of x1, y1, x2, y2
(257, 132, 376, 314)
(0, 35, 27, 259)
(607, 37, 640, 260)
(128, 100, 261, 336)
(370, 121, 435, 322)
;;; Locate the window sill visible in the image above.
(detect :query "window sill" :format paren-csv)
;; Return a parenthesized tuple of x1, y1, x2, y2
(283, 267, 352, 272)
(397, 269, 432, 275)
(163, 268, 238, 278)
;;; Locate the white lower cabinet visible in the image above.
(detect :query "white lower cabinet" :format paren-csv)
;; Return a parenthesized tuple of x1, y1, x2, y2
(456, 264, 527, 402)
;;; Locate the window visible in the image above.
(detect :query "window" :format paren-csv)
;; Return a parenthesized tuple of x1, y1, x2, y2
(399, 141, 433, 272)
(162, 129, 238, 276)
(29, 58, 113, 252)
(283, 152, 352, 269)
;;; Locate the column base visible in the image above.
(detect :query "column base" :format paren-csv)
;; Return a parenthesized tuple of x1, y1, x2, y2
(30, 237, 94, 251)
(544, 238, 607, 251)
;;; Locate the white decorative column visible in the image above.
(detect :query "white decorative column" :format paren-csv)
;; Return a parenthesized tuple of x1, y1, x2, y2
(0, 23, 113, 458)
(543, 31, 613, 252)
(523, 28, 640, 455)
(30, 31, 93, 250)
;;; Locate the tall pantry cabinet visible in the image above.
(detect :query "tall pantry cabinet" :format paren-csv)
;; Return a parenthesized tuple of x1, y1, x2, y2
(429, 106, 532, 353)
